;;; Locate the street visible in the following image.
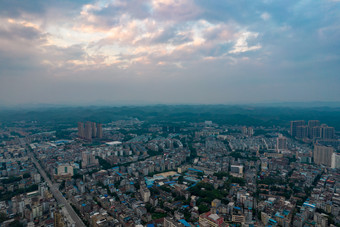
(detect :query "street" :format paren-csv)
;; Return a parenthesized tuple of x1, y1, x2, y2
(30, 154, 86, 227)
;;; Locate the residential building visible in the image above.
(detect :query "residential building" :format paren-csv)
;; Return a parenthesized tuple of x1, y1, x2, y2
(290, 120, 305, 137)
(314, 145, 334, 167)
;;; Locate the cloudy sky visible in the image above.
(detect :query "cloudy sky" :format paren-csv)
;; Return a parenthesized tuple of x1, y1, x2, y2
(0, 0, 339, 105)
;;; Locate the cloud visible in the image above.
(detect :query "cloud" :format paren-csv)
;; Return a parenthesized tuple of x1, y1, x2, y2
(0, 17, 93, 77)
(229, 32, 261, 54)
(0, 0, 340, 104)
(151, 0, 202, 21)
(261, 12, 271, 21)
(0, 0, 261, 71)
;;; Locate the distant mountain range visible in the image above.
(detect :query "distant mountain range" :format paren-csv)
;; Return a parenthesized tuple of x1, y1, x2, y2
(0, 104, 340, 130)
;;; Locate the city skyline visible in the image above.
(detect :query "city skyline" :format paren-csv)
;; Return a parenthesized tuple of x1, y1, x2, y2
(1, 113, 339, 226)
(0, 0, 340, 105)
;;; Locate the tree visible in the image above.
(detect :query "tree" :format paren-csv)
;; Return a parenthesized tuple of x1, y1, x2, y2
(178, 176, 184, 184)
(9, 220, 23, 227)
(198, 204, 210, 214)
(0, 212, 8, 222)
(213, 172, 228, 180)
(59, 180, 66, 190)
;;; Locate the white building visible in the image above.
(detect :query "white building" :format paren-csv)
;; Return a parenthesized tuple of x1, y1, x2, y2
(55, 164, 74, 177)
(331, 153, 340, 169)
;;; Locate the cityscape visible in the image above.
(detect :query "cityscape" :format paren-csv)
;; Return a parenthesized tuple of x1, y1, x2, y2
(0, 106, 339, 227)
(0, 0, 340, 226)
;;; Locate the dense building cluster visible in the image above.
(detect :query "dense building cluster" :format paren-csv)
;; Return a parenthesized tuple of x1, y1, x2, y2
(0, 117, 339, 227)
(78, 122, 103, 141)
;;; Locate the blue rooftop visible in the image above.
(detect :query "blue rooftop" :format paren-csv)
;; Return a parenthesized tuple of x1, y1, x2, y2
(275, 212, 284, 219)
(269, 219, 277, 223)
(303, 202, 316, 208)
(188, 168, 203, 173)
(179, 219, 190, 227)
(185, 183, 197, 190)
(283, 210, 290, 215)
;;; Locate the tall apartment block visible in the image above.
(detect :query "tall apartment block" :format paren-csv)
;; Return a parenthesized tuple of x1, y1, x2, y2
(290, 120, 305, 137)
(291, 120, 335, 140)
(81, 152, 99, 168)
(97, 123, 103, 138)
(78, 121, 103, 140)
(308, 120, 320, 138)
(91, 122, 97, 138)
(321, 125, 335, 140)
(331, 153, 340, 169)
(78, 122, 84, 138)
(241, 126, 254, 137)
(313, 144, 334, 167)
(296, 125, 308, 139)
(84, 121, 92, 140)
(311, 126, 322, 139)
(277, 134, 287, 151)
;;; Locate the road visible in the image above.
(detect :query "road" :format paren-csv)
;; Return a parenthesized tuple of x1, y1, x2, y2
(30, 154, 86, 227)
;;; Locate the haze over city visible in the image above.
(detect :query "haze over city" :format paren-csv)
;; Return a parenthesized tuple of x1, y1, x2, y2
(0, 0, 340, 106)
(2, 2, 340, 226)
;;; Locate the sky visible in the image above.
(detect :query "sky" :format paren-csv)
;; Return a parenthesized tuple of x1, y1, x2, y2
(0, 0, 340, 106)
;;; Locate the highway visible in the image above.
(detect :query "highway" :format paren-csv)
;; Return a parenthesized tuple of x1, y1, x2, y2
(30, 154, 86, 227)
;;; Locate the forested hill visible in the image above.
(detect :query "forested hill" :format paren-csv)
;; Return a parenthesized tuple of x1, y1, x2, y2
(0, 105, 339, 130)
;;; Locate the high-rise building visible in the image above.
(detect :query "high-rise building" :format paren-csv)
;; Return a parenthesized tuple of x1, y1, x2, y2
(313, 144, 334, 167)
(296, 125, 308, 139)
(84, 121, 92, 140)
(290, 120, 305, 137)
(97, 123, 103, 138)
(308, 120, 320, 138)
(78, 121, 103, 140)
(321, 125, 335, 140)
(312, 126, 322, 139)
(140, 187, 151, 202)
(241, 126, 254, 137)
(247, 127, 254, 137)
(308, 120, 320, 128)
(78, 122, 84, 138)
(81, 152, 99, 168)
(331, 153, 340, 169)
(277, 135, 287, 151)
(241, 126, 248, 135)
(91, 122, 97, 138)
